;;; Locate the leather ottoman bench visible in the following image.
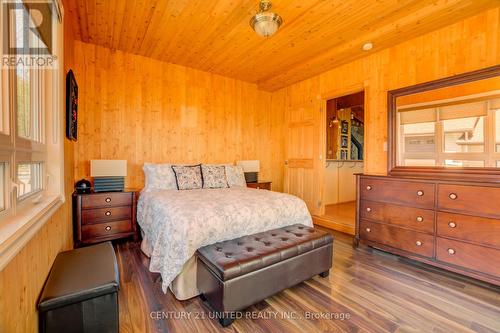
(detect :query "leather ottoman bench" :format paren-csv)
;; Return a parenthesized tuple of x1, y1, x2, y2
(38, 242, 120, 333)
(196, 224, 333, 327)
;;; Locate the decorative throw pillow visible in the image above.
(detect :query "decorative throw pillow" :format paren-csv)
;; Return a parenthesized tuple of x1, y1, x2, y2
(172, 165, 203, 190)
(225, 165, 247, 187)
(143, 163, 178, 191)
(201, 165, 228, 189)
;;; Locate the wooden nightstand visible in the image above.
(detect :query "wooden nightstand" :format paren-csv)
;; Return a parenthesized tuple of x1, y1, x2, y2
(73, 190, 139, 247)
(246, 181, 272, 190)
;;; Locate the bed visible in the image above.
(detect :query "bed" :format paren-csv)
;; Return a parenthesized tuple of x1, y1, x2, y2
(137, 186, 312, 300)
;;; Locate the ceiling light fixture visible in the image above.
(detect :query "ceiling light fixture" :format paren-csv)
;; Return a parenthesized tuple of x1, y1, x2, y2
(362, 42, 373, 51)
(250, 0, 283, 38)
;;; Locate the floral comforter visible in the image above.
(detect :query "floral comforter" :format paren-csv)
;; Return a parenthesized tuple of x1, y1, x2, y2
(137, 187, 312, 293)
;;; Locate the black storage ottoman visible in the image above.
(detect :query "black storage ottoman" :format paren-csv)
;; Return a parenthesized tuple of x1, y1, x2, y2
(38, 242, 120, 333)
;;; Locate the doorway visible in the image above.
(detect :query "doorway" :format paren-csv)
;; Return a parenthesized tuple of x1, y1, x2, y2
(315, 91, 365, 234)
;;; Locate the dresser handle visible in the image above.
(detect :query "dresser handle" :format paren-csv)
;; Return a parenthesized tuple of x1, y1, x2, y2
(105, 197, 112, 203)
(366, 207, 372, 212)
(449, 193, 457, 200)
(417, 190, 424, 196)
(105, 211, 111, 216)
(416, 216, 423, 222)
(105, 226, 111, 231)
(416, 241, 422, 246)
(448, 222, 456, 228)
(366, 228, 371, 233)
(447, 248, 455, 255)
(366, 185, 372, 191)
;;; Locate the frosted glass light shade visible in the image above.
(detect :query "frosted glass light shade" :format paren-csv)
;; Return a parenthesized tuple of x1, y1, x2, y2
(90, 160, 127, 177)
(250, 12, 282, 37)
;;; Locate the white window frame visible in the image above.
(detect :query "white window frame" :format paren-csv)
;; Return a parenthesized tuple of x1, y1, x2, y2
(0, 0, 65, 271)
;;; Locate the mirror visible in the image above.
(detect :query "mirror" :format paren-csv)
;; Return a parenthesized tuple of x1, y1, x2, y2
(388, 65, 500, 180)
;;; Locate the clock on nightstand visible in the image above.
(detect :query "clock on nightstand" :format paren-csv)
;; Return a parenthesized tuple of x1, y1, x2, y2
(246, 181, 272, 190)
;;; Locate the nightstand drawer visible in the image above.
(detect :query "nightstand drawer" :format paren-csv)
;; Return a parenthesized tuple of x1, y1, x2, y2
(82, 206, 132, 225)
(81, 192, 132, 209)
(82, 220, 133, 239)
(247, 182, 271, 190)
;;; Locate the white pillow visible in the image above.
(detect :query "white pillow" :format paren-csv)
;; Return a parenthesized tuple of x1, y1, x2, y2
(225, 165, 247, 187)
(143, 163, 178, 191)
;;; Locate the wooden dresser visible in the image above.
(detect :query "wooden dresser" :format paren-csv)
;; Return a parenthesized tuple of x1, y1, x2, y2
(355, 174, 500, 285)
(73, 191, 139, 247)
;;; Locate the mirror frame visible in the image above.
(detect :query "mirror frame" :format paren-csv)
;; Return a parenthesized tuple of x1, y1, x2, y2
(387, 65, 500, 182)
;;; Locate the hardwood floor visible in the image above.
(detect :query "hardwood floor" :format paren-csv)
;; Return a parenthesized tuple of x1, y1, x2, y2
(115, 229, 500, 333)
(314, 202, 356, 235)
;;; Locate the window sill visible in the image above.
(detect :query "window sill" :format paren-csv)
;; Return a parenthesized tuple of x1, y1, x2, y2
(0, 194, 64, 271)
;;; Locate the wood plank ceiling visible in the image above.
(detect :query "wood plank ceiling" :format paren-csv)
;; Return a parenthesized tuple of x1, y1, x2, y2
(64, 0, 498, 91)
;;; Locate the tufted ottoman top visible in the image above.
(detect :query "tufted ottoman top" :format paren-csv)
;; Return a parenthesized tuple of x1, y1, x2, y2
(197, 224, 333, 281)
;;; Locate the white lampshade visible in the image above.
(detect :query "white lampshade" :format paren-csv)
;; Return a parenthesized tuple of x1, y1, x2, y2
(237, 160, 260, 173)
(90, 160, 127, 177)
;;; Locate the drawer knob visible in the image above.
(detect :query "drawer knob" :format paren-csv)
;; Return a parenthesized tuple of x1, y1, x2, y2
(417, 190, 424, 196)
(447, 248, 455, 255)
(416, 216, 423, 222)
(366, 228, 371, 233)
(449, 193, 457, 200)
(105, 197, 112, 203)
(416, 241, 422, 246)
(366, 207, 372, 212)
(105, 226, 111, 231)
(366, 185, 372, 191)
(448, 221, 456, 228)
(105, 211, 111, 216)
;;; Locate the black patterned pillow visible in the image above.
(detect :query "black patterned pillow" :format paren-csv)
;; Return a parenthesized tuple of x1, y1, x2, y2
(172, 165, 203, 190)
(201, 165, 228, 189)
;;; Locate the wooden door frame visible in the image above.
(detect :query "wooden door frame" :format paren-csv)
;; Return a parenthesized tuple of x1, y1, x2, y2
(318, 82, 369, 218)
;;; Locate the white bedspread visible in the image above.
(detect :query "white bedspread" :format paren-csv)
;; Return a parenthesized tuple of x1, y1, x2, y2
(137, 187, 312, 293)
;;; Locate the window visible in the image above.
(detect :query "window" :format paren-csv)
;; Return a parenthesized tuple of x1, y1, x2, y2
(0, 0, 63, 233)
(397, 95, 500, 168)
(17, 163, 43, 199)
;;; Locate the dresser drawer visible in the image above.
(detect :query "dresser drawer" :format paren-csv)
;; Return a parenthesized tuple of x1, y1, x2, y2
(81, 206, 132, 225)
(436, 238, 500, 278)
(81, 192, 133, 209)
(437, 184, 500, 219)
(82, 220, 133, 239)
(360, 200, 434, 233)
(437, 212, 500, 248)
(359, 220, 434, 257)
(360, 178, 435, 209)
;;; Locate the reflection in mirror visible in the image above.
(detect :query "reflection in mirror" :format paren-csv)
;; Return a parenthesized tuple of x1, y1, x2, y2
(395, 75, 500, 168)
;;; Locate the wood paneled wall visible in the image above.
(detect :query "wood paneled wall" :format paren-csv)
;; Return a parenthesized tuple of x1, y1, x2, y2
(0, 7, 76, 332)
(72, 41, 285, 191)
(280, 8, 500, 176)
